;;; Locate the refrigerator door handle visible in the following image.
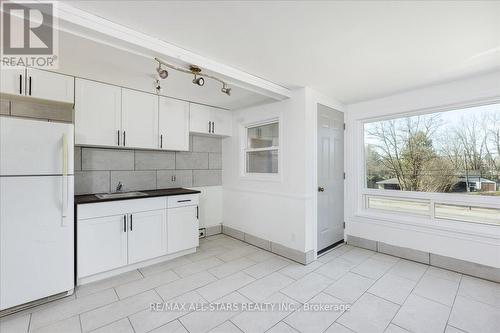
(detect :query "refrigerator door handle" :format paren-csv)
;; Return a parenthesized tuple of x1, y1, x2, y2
(61, 133, 69, 223)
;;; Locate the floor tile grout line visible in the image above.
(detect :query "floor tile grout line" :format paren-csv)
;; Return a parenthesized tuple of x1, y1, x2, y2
(445, 273, 463, 330)
(331, 250, 405, 330)
(381, 264, 431, 332)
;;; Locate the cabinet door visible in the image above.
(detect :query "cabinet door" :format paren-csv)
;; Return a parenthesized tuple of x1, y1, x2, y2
(189, 103, 211, 135)
(0, 68, 25, 96)
(158, 97, 189, 151)
(127, 209, 167, 264)
(211, 108, 232, 136)
(122, 89, 158, 149)
(26, 68, 74, 103)
(77, 214, 128, 278)
(75, 78, 122, 146)
(167, 206, 199, 254)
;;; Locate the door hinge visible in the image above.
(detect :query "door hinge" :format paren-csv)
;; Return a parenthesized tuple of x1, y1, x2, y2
(343, 172, 346, 180)
(343, 123, 346, 130)
(343, 222, 346, 229)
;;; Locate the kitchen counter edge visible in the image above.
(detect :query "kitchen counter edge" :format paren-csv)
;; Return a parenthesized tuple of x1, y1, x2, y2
(75, 188, 201, 205)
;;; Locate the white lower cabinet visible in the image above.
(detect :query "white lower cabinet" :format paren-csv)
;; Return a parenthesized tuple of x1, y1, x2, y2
(78, 214, 128, 278)
(77, 195, 199, 281)
(167, 206, 199, 253)
(128, 210, 167, 264)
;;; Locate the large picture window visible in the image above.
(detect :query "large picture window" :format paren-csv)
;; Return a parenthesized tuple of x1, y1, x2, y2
(244, 121, 279, 174)
(364, 103, 499, 196)
(362, 102, 500, 225)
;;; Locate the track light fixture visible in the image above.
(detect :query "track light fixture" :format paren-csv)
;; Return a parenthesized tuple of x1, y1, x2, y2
(192, 75, 205, 86)
(156, 63, 168, 79)
(154, 57, 231, 96)
(221, 83, 231, 96)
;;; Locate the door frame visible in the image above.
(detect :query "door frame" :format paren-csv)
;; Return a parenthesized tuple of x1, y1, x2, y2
(312, 102, 346, 257)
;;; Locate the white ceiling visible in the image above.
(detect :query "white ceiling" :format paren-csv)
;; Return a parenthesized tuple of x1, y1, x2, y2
(56, 31, 274, 110)
(62, 1, 500, 104)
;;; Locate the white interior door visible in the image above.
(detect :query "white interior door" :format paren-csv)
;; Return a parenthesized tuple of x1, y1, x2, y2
(0, 176, 74, 310)
(158, 97, 190, 151)
(127, 209, 167, 264)
(317, 105, 344, 252)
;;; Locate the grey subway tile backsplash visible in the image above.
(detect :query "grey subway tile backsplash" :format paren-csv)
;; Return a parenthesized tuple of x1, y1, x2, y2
(157, 170, 193, 188)
(75, 135, 222, 194)
(110, 171, 156, 192)
(175, 152, 209, 170)
(193, 170, 222, 186)
(82, 148, 134, 171)
(192, 135, 222, 153)
(75, 171, 110, 195)
(135, 151, 175, 170)
(209, 153, 222, 170)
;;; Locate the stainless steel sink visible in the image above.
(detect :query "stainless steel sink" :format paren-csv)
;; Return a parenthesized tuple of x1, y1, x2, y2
(95, 191, 147, 199)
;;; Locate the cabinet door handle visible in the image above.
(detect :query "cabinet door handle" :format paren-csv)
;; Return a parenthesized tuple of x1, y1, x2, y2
(208, 121, 211, 133)
(160, 134, 163, 148)
(28, 76, 32, 96)
(212, 122, 215, 134)
(117, 130, 120, 146)
(123, 215, 126, 232)
(123, 131, 126, 146)
(196, 205, 199, 219)
(130, 214, 133, 231)
(19, 74, 23, 94)
(177, 199, 191, 203)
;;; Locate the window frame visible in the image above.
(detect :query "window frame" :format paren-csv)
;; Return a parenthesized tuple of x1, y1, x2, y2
(353, 98, 500, 232)
(240, 118, 281, 181)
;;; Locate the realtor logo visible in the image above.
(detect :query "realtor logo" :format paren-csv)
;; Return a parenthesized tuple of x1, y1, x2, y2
(1, 1, 58, 68)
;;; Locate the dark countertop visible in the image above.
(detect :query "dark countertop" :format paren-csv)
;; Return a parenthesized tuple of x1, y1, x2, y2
(75, 188, 201, 205)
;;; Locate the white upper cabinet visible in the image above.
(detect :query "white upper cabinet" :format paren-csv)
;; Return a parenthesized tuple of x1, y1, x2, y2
(0, 68, 24, 96)
(0, 67, 74, 104)
(121, 88, 159, 149)
(26, 68, 74, 104)
(189, 103, 211, 134)
(75, 78, 122, 147)
(189, 103, 232, 137)
(158, 97, 190, 151)
(210, 108, 232, 136)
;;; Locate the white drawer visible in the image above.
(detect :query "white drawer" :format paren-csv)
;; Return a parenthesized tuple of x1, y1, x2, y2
(78, 197, 166, 220)
(167, 194, 199, 208)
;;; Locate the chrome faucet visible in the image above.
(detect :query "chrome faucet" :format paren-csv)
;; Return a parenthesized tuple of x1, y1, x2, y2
(116, 181, 123, 192)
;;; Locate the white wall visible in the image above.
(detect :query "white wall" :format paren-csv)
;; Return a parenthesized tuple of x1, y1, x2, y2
(223, 88, 344, 253)
(345, 71, 500, 268)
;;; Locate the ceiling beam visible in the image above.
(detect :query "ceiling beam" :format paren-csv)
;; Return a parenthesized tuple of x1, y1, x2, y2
(53, 2, 292, 101)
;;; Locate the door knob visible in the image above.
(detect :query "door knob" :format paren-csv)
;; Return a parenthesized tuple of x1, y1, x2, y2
(318, 187, 325, 192)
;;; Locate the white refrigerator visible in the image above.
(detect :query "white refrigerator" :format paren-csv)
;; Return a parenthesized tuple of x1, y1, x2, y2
(0, 116, 74, 311)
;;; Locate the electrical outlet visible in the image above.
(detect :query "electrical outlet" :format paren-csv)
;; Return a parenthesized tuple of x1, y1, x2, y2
(199, 228, 206, 238)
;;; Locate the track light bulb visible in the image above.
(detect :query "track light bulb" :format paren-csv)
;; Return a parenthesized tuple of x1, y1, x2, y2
(221, 85, 231, 96)
(157, 66, 168, 79)
(193, 75, 205, 86)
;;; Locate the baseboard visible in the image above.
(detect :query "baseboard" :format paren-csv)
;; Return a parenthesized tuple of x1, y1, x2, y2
(346, 234, 500, 283)
(222, 225, 314, 265)
(205, 224, 222, 237)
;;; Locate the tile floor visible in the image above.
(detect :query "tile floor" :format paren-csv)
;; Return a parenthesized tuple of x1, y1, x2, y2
(1, 234, 499, 333)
